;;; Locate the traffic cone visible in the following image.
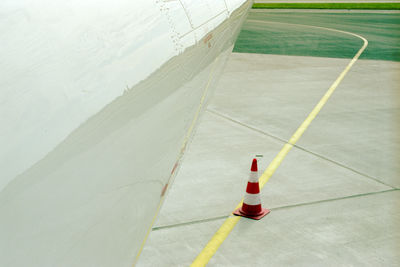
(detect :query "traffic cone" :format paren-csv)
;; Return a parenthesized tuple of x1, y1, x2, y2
(233, 158, 270, 220)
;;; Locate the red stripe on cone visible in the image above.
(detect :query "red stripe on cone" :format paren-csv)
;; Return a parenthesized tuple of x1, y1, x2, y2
(246, 182, 260, 194)
(233, 158, 270, 220)
(251, 158, 258, 172)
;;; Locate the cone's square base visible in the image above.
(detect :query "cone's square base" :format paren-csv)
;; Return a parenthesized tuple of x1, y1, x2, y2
(233, 207, 270, 220)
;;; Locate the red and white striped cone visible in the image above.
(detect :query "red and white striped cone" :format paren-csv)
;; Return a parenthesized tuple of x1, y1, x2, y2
(233, 158, 270, 220)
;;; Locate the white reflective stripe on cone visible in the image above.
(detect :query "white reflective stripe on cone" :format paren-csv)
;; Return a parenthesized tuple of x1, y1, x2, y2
(248, 171, 259, 183)
(243, 192, 261, 205)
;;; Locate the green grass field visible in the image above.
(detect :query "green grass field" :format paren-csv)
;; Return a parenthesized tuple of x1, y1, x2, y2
(234, 12, 400, 61)
(253, 3, 400, 10)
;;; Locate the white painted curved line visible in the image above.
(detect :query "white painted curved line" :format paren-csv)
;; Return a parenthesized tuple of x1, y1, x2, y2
(247, 19, 368, 51)
(247, 19, 368, 146)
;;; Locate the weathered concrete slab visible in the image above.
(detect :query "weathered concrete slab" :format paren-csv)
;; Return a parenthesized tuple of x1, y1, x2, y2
(210, 53, 399, 188)
(209, 54, 349, 142)
(297, 59, 400, 188)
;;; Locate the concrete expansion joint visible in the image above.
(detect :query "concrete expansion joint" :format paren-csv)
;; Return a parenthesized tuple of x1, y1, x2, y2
(291, 143, 398, 189)
(152, 215, 229, 231)
(271, 189, 398, 211)
(152, 189, 397, 233)
(206, 108, 288, 143)
(207, 108, 392, 189)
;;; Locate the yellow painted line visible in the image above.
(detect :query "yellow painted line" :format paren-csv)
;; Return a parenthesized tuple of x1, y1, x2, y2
(259, 143, 293, 189)
(191, 216, 241, 267)
(133, 56, 221, 266)
(191, 21, 368, 267)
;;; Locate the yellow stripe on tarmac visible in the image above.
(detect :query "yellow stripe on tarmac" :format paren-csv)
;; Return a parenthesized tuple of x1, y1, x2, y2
(191, 21, 368, 267)
(191, 216, 241, 267)
(259, 143, 293, 189)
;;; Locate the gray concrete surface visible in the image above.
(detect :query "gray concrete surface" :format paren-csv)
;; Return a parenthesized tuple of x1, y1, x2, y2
(210, 53, 400, 188)
(140, 190, 399, 266)
(137, 53, 399, 266)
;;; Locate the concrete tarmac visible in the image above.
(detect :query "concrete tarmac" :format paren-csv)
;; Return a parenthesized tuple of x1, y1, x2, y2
(137, 10, 399, 267)
(137, 52, 399, 266)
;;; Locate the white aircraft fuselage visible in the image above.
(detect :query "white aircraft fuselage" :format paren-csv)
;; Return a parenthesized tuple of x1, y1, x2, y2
(0, 0, 251, 266)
